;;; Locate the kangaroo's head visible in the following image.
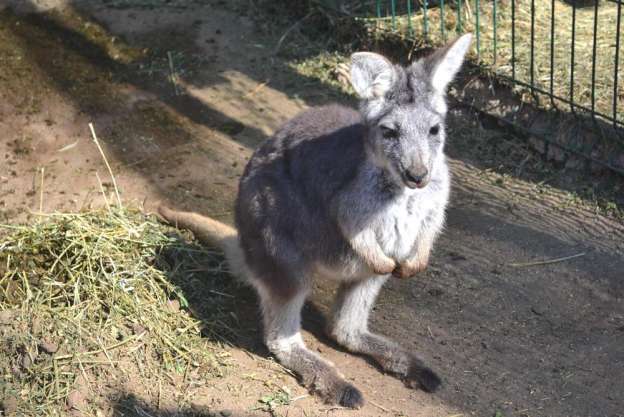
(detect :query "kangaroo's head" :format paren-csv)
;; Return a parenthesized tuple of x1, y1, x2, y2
(350, 34, 472, 190)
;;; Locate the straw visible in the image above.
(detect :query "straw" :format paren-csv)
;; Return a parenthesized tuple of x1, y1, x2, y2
(0, 208, 239, 414)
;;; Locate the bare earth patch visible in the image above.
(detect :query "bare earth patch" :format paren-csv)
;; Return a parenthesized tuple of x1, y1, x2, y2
(1, 1, 623, 417)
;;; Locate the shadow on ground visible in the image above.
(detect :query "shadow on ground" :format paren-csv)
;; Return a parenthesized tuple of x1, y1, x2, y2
(2, 1, 624, 416)
(111, 392, 248, 417)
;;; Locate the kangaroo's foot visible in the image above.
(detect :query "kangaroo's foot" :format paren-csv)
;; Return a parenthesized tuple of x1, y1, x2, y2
(330, 277, 441, 392)
(259, 284, 365, 408)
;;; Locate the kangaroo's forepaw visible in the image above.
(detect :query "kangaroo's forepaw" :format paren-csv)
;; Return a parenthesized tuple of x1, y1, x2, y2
(392, 259, 427, 279)
(371, 257, 396, 276)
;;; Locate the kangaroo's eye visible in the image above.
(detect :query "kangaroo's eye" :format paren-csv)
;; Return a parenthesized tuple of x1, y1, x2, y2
(380, 126, 399, 139)
(429, 124, 440, 135)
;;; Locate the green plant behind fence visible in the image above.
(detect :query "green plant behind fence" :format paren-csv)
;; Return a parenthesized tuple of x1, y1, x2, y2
(355, 0, 622, 130)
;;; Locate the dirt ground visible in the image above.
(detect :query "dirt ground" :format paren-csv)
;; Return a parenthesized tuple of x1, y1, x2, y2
(1, 1, 623, 416)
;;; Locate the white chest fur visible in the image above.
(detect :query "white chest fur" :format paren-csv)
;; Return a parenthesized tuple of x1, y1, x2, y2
(374, 182, 447, 261)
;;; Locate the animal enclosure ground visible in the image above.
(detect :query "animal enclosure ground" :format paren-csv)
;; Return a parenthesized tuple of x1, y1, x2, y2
(0, 1, 623, 416)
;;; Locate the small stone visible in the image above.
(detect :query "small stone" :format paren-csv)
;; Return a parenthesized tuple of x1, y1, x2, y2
(1, 396, 18, 416)
(131, 323, 146, 335)
(21, 354, 32, 370)
(220, 410, 232, 417)
(31, 317, 42, 334)
(0, 309, 16, 325)
(428, 288, 444, 297)
(67, 390, 87, 410)
(449, 252, 467, 261)
(39, 340, 58, 354)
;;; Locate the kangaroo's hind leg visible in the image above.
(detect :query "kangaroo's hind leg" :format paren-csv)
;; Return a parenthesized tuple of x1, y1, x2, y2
(328, 277, 441, 392)
(253, 280, 365, 408)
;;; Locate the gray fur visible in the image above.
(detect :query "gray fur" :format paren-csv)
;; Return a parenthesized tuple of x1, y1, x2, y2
(164, 34, 472, 408)
(232, 34, 471, 407)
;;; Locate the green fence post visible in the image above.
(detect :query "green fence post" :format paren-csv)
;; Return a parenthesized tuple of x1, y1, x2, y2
(590, 0, 599, 117)
(550, 0, 555, 107)
(614, 0, 622, 126)
(492, 0, 497, 64)
(423, 0, 429, 41)
(570, 5, 577, 112)
(511, 0, 515, 81)
(476, 0, 480, 62)
(530, 0, 535, 93)
(407, 0, 413, 37)
(440, 0, 446, 41)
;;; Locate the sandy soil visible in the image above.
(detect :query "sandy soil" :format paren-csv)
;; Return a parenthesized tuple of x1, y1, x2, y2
(1, 1, 623, 416)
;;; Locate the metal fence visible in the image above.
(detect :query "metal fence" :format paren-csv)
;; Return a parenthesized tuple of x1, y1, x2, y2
(375, 1, 622, 122)
(323, 0, 624, 173)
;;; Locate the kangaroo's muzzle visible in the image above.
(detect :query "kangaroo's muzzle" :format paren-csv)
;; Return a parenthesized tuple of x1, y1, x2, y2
(401, 167, 429, 189)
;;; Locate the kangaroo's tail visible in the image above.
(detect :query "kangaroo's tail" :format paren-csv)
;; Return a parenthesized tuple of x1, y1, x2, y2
(158, 205, 246, 278)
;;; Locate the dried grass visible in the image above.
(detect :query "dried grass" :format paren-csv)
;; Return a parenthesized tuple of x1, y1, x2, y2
(0, 208, 237, 415)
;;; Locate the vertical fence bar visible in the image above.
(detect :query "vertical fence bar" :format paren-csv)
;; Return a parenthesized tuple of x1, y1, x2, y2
(530, 0, 535, 93)
(511, 0, 516, 81)
(570, 5, 577, 112)
(492, 0, 497, 64)
(391, 0, 396, 30)
(457, 0, 462, 33)
(440, 0, 446, 41)
(423, 0, 429, 40)
(475, 0, 480, 62)
(590, 0, 599, 117)
(550, 0, 555, 107)
(376, 0, 381, 18)
(407, 0, 413, 37)
(614, 0, 622, 127)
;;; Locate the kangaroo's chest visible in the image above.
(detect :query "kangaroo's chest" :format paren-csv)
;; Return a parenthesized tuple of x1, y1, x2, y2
(375, 193, 437, 261)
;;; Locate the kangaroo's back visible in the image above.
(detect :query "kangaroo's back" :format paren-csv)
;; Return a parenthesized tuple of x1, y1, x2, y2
(239, 103, 366, 201)
(234, 104, 368, 295)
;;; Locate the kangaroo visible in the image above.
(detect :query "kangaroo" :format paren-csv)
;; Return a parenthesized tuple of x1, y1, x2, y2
(159, 33, 472, 408)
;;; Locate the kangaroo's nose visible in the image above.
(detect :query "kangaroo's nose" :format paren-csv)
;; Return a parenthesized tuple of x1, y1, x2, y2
(404, 168, 429, 186)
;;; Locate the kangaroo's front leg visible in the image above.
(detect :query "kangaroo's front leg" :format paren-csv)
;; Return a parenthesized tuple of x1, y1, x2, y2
(348, 229, 397, 275)
(393, 212, 444, 279)
(392, 236, 433, 279)
(328, 277, 441, 392)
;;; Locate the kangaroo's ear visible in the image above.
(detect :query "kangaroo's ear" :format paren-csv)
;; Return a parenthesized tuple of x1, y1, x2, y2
(421, 33, 472, 93)
(350, 52, 396, 100)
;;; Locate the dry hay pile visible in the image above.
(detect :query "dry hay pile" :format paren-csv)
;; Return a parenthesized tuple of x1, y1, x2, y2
(0, 209, 238, 416)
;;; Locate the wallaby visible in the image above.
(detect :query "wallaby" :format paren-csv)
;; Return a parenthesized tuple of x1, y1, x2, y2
(159, 33, 472, 408)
